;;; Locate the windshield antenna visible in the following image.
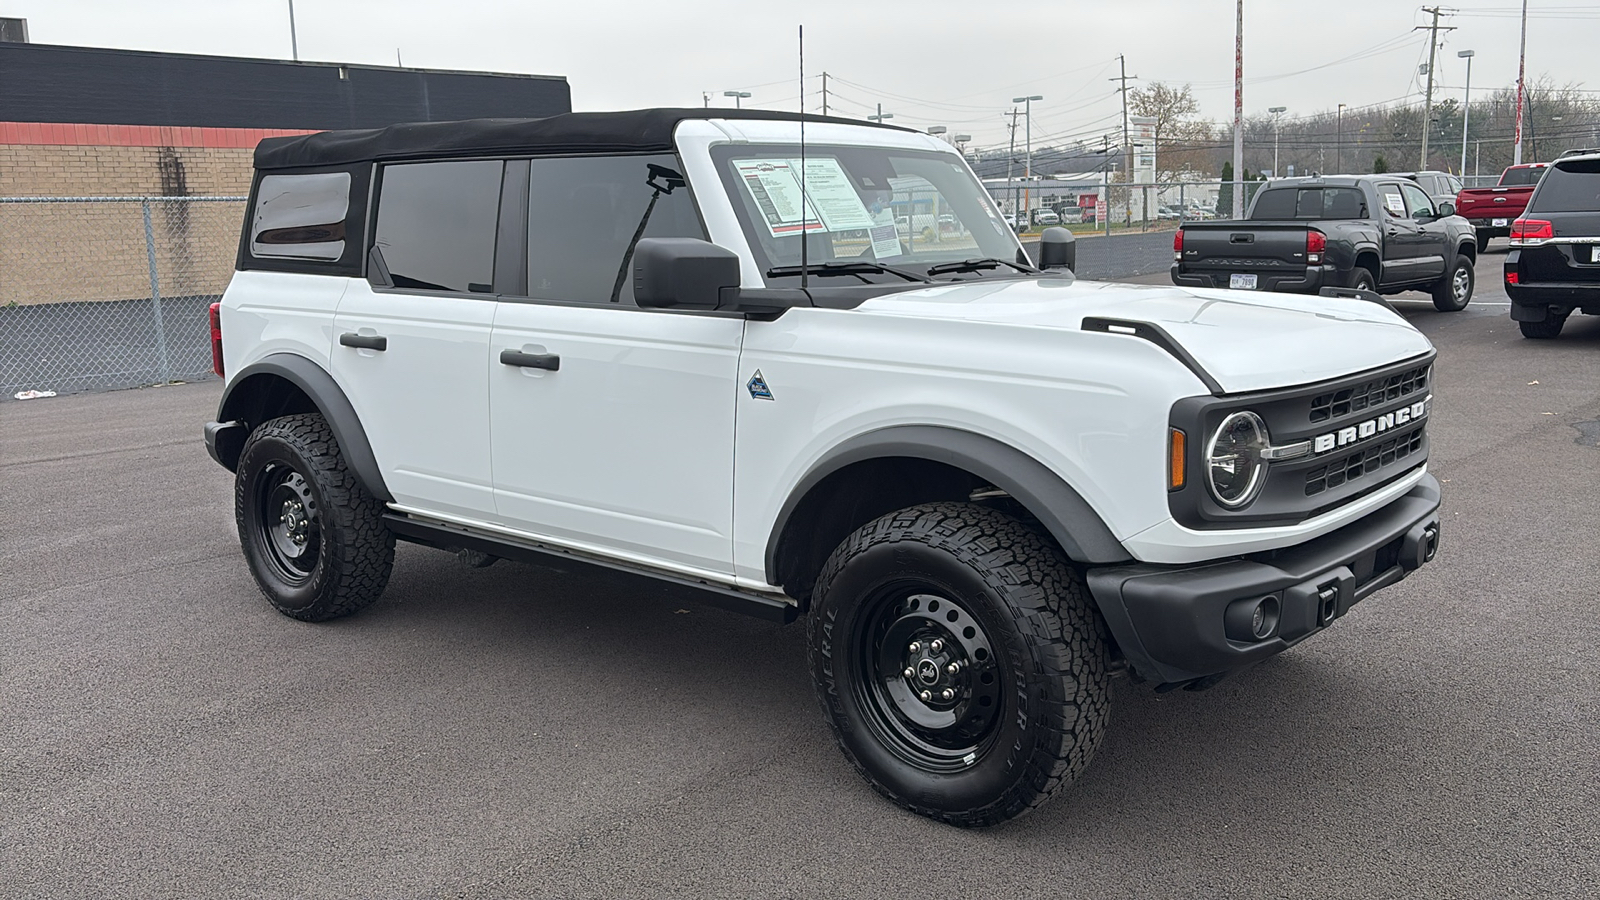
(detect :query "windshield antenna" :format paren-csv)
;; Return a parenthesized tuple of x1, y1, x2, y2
(799, 24, 809, 290)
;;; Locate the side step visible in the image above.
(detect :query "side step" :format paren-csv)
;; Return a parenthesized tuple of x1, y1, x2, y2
(382, 512, 798, 623)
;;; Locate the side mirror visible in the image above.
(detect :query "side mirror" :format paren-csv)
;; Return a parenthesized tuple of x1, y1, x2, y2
(1437, 200, 1456, 217)
(633, 238, 741, 310)
(1039, 226, 1076, 272)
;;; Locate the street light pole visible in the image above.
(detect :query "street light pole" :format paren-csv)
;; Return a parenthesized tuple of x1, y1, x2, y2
(1269, 106, 1287, 177)
(287, 0, 299, 61)
(1013, 95, 1042, 224)
(1458, 49, 1476, 177)
(723, 90, 751, 108)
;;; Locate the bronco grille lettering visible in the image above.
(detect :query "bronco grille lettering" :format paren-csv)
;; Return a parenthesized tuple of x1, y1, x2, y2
(1312, 399, 1428, 454)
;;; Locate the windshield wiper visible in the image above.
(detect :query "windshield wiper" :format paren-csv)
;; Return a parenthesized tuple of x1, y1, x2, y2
(925, 257, 1040, 277)
(766, 260, 932, 283)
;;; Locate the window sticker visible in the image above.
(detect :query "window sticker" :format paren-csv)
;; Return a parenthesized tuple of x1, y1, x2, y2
(733, 159, 824, 237)
(1382, 191, 1407, 216)
(786, 158, 874, 231)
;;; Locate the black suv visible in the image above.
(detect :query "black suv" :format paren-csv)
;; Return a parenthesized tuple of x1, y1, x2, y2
(1505, 152, 1600, 339)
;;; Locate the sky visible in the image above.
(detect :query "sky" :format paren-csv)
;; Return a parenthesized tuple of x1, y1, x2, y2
(3, 0, 1597, 151)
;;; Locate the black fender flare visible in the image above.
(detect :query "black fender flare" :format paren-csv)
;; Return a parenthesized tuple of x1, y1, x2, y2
(763, 425, 1130, 585)
(215, 353, 392, 503)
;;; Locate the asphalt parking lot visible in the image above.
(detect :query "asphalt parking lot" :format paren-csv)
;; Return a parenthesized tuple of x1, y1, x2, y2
(2, 243, 1597, 898)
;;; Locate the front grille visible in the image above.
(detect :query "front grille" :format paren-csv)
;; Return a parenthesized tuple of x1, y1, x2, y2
(1309, 365, 1430, 424)
(1305, 426, 1425, 495)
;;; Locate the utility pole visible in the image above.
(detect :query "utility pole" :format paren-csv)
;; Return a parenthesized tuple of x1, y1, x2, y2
(1416, 6, 1456, 170)
(1232, 0, 1244, 219)
(1005, 107, 1021, 224)
(1514, 0, 1529, 164)
(1270, 106, 1286, 177)
(1109, 55, 1138, 188)
(821, 72, 829, 116)
(1013, 95, 1043, 225)
(702, 92, 710, 108)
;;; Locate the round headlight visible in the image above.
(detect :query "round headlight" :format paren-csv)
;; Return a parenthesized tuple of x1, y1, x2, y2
(1207, 411, 1269, 508)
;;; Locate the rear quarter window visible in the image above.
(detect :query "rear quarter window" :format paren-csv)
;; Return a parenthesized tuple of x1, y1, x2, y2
(250, 172, 351, 260)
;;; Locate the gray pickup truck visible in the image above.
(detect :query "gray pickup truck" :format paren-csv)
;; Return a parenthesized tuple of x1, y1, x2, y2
(1172, 175, 1478, 312)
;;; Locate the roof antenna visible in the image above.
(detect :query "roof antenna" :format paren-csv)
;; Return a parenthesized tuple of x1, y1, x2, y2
(799, 23, 809, 291)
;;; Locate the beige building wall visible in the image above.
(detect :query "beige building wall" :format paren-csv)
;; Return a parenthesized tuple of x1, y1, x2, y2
(1, 144, 253, 306)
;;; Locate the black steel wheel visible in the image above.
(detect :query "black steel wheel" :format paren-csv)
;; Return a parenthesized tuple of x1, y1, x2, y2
(808, 503, 1111, 827)
(235, 414, 394, 621)
(854, 588, 1005, 774)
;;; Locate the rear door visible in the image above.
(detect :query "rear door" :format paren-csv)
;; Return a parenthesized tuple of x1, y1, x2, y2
(331, 159, 503, 520)
(1375, 181, 1428, 285)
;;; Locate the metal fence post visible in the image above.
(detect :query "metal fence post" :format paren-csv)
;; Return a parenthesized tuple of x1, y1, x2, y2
(141, 198, 172, 384)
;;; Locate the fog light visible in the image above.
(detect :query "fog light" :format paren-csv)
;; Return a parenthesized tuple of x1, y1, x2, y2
(1225, 595, 1281, 642)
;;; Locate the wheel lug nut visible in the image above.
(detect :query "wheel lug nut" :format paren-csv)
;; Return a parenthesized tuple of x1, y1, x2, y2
(930, 639, 944, 652)
(947, 662, 960, 674)
(903, 667, 915, 679)
(919, 690, 932, 702)
(908, 641, 921, 653)
(941, 689, 955, 701)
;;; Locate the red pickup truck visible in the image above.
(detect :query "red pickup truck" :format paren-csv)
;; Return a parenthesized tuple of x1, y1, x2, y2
(1454, 163, 1548, 251)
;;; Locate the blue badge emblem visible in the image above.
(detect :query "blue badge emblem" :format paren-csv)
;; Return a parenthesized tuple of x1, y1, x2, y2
(747, 370, 774, 400)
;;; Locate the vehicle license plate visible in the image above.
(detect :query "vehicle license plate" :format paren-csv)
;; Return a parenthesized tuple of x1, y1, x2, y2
(1229, 273, 1258, 290)
(1588, 245, 1600, 263)
(1492, 217, 1508, 227)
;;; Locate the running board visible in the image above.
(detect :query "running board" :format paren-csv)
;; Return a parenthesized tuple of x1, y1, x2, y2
(382, 512, 798, 623)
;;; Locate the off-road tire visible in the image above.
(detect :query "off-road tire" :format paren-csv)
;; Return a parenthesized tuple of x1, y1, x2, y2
(1519, 312, 1568, 339)
(1432, 255, 1474, 312)
(806, 502, 1111, 828)
(235, 413, 395, 621)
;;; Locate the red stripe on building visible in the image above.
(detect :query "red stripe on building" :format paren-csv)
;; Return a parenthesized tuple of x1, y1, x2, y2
(0, 122, 318, 148)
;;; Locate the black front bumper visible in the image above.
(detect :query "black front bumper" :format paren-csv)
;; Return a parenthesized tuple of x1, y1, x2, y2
(1171, 263, 1339, 294)
(1086, 474, 1441, 688)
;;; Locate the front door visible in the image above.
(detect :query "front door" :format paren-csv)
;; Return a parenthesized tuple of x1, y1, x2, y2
(1400, 182, 1450, 281)
(331, 159, 504, 520)
(488, 153, 743, 576)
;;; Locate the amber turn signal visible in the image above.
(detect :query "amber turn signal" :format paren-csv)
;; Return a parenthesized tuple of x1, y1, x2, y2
(1169, 428, 1186, 491)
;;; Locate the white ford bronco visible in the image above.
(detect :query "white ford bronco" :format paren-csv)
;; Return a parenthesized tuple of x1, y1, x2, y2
(204, 109, 1442, 826)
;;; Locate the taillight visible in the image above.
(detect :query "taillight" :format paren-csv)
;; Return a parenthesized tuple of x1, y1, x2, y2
(1511, 219, 1554, 242)
(1306, 230, 1326, 264)
(1505, 271, 1520, 285)
(1172, 229, 1184, 261)
(209, 302, 224, 377)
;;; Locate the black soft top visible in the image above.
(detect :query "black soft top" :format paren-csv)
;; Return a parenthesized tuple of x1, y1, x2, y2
(253, 107, 907, 170)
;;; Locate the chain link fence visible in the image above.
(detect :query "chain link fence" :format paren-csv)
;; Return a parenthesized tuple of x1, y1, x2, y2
(1, 196, 244, 399)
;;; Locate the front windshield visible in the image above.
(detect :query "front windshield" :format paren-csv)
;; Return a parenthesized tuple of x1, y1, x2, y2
(710, 143, 1025, 282)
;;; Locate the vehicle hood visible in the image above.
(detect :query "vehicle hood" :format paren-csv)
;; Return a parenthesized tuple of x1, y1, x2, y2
(854, 276, 1434, 394)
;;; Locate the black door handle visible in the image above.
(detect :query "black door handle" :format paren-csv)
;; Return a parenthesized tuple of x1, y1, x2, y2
(339, 332, 387, 351)
(500, 349, 560, 371)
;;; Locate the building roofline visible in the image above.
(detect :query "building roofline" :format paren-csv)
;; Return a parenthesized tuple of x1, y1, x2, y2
(0, 40, 567, 82)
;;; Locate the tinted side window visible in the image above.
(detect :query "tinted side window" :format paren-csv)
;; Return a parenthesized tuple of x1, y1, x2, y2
(375, 160, 504, 293)
(525, 155, 705, 305)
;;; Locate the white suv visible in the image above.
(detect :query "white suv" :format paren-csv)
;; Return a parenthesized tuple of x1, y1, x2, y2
(205, 109, 1442, 827)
